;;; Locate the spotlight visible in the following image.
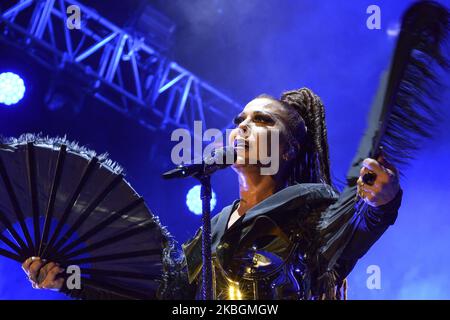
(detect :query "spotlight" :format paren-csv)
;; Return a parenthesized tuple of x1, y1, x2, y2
(186, 185, 217, 215)
(0, 72, 26, 106)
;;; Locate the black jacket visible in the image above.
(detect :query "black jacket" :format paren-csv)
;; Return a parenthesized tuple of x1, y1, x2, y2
(62, 182, 402, 299)
(159, 183, 403, 300)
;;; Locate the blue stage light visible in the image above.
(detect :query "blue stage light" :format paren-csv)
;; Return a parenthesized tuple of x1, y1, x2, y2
(0, 72, 26, 106)
(186, 185, 217, 215)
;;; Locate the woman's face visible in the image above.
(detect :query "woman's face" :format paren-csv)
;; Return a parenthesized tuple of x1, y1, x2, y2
(228, 97, 292, 175)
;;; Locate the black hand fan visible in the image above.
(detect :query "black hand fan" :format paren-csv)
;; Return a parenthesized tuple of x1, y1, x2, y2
(319, 0, 449, 269)
(0, 134, 173, 299)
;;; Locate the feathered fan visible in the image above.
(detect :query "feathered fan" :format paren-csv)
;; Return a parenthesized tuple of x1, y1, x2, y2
(318, 0, 449, 268)
(0, 134, 172, 299)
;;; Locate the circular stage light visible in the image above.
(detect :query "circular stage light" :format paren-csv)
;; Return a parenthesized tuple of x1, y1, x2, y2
(186, 184, 217, 215)
(0, 72, 26, 106)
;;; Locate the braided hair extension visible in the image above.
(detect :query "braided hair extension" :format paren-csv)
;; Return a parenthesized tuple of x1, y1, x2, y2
(280, 88, 332, 186)
(256, 88, 332, 186)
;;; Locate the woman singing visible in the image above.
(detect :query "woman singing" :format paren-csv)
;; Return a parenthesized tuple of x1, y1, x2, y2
(21, 88, 402, 300)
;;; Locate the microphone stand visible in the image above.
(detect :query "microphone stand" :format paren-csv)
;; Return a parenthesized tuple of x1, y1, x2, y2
(195, 172, 214, 300)
(162, 146, 236, 300)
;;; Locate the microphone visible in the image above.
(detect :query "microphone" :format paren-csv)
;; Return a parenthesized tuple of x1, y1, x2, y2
(162, 146, 237, 179)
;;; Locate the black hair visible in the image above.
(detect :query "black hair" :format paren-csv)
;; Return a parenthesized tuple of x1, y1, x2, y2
(256, 88, 332, 186)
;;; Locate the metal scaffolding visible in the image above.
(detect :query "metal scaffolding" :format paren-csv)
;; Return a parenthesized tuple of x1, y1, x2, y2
(0, 0, 241, 132)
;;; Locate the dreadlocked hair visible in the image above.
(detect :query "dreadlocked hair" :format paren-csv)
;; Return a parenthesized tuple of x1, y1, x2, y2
(255, 88, 331, 186)
(278, 88, 332, 186)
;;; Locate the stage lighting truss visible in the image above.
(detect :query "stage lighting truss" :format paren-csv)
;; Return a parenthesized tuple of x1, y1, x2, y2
(0, 0, 241, 132)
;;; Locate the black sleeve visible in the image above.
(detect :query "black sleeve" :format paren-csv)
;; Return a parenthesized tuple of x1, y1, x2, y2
(334, 188, 403, 280)
(157, 255, 198, 300)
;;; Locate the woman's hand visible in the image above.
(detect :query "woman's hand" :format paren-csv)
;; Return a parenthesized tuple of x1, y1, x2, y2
(22, 257, 65, 291)
(357, 154, 400, 207)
